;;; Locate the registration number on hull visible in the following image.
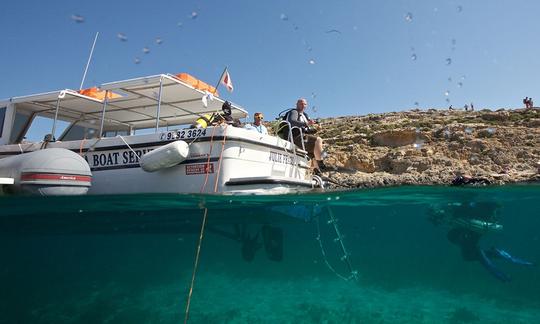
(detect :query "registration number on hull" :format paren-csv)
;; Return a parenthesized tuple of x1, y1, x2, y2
(160, 128, 207, 141)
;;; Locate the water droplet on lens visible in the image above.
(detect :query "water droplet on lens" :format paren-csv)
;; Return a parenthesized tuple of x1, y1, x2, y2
(405, 12, 413, 22)
(457, 5, 463, 12)
(411, 53, 417, 61)
(445, 58, 452, 65)
(309, 59, 316, 65)
(117, 33, 128, 41)
(445, 90, 450, 96)
(461, 75, 466, 80)
(191, 11, 198, 19)
(280, 13, 288, 21)
(143, 47, 150, 54)
(71, 14, 85, 23)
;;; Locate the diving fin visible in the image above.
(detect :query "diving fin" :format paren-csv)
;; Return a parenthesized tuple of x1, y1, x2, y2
(491, 248, 535, 266)
(479, 249, 511, 282)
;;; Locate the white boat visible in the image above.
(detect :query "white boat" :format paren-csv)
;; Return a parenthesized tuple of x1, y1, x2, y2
(0, 73, 320, 195)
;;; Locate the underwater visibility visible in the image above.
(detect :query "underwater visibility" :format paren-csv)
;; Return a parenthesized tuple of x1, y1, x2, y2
(1, 185, 539, 323)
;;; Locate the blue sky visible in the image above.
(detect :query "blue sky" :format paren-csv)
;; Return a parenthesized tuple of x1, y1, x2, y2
(1, 0, 539, 120)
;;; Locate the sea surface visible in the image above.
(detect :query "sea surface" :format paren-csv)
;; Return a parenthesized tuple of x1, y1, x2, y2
(1, 185, 539, 324)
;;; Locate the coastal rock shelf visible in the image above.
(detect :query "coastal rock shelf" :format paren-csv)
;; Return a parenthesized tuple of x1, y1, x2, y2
(313, 108, 540, 188)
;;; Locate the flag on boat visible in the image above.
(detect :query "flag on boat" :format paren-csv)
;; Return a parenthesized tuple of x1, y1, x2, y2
(220, 69, 234, 92)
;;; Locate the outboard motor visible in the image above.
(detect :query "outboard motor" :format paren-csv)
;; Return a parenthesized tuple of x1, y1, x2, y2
(0, 148, 91, 195)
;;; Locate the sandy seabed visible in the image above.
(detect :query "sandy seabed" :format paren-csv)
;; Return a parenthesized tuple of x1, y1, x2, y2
(22, 273, 540, 324)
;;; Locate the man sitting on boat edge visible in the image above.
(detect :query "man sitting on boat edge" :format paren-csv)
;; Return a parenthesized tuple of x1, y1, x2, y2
(278, 98, 327, 174)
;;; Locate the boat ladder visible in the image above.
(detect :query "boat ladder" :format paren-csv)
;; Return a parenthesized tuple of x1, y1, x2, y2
(316, 206, 359, 282)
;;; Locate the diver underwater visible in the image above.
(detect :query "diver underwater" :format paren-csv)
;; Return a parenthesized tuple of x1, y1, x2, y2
(428, 200, 535, 282)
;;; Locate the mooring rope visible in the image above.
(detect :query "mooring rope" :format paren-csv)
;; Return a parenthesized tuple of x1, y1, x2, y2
(184, 206, 209, 324)
(185, 123, 228, 323)
(200, 126, 218, 193)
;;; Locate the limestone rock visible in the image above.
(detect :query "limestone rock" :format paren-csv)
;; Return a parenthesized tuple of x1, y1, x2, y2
(318, 108, 540, 189)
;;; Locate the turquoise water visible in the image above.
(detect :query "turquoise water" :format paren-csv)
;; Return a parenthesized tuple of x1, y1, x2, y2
(1, 185, 539, 323)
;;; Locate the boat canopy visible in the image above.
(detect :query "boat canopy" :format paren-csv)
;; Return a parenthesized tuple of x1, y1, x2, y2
(1, 73, 247, 131)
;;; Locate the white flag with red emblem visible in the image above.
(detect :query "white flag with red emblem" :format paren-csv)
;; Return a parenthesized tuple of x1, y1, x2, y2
(220, 69, 234, 92)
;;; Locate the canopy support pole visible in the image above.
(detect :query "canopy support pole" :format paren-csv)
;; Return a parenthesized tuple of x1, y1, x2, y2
(50, 92, 66, 141)
(155, 76, 164, 132)
(99, 91, 109, 138)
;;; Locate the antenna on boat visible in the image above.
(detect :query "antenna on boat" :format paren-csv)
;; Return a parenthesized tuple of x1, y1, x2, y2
(79, 32, 99, 90)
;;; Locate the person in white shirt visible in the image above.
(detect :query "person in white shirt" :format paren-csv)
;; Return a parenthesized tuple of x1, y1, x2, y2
(244, 112, 268, 135)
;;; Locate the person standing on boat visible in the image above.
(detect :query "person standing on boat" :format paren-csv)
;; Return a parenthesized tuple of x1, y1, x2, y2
(244, 112, 268, 135)
(286, 98, 326, 174)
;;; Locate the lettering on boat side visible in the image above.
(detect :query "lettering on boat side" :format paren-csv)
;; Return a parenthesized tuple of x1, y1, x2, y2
(160, 128, 207, 141)
(269, 151, 294, 165)
(186, 163, 214, 175)
(83, 148, 155, 168)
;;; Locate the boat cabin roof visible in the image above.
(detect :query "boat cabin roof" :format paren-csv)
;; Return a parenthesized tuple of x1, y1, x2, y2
(1, 73, 247, 133)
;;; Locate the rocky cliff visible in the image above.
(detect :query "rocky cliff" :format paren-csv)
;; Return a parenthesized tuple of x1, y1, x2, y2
(312, 108, 540, 189)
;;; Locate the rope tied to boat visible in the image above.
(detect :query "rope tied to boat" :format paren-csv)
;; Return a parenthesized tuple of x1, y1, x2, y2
(184, 124, 229, 323)
(184, 206, 209, 324)
(200, 126, 218, 193)
(213, 124, 228, 192)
